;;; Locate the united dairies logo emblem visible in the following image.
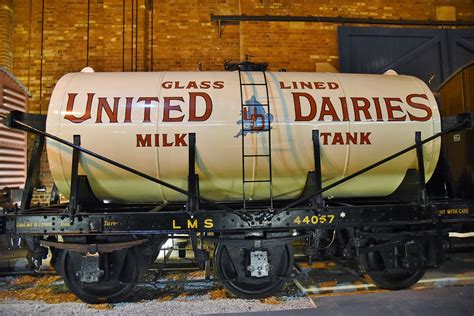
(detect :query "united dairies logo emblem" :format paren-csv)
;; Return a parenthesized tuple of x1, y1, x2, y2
(235, 96, 274, 138)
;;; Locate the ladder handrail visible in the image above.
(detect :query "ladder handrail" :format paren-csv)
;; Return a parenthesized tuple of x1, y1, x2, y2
(238, 69, 274, 209)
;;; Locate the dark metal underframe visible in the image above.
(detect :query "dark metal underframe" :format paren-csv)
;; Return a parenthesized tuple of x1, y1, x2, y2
(4, 199, 473, 236)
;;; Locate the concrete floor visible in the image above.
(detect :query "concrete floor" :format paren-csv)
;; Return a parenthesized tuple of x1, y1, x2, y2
(295, 252, 474, 295)
(222, 286, 474, 316)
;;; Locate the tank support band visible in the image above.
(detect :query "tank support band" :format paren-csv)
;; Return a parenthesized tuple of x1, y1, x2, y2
(68, 135, 81, 223)
(20, 135, 45, 211)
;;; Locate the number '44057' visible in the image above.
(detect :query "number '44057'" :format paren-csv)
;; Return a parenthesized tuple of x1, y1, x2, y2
(293, 214, 335, 225)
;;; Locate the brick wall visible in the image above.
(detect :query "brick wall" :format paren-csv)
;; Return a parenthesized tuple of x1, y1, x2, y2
(6, 0, 474, 205)
(0, 0, 13, 71)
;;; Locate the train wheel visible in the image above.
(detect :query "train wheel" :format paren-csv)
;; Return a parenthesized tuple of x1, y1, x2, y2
(363, 243, 425, 290)
(60, 247, 140, 304)
(214, 242, 293, 299)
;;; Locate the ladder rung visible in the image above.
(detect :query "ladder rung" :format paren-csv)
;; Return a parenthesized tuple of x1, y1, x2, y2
(243, 154, 270, 157)
(242, 103, 269, 107)
(243, 179, 272, 183)
(242, 128, 270, 132)
(240, 83, 267, 86)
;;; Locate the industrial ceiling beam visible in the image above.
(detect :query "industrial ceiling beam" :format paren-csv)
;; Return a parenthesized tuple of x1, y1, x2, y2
(211, 14, 474, 37)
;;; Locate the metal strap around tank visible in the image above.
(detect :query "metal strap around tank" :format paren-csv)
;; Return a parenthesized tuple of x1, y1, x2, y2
(238, 68, 273, 210)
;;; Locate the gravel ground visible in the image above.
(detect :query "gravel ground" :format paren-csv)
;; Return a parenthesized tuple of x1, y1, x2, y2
(0, 273, 315, 315)
(0, 296, 315, 316)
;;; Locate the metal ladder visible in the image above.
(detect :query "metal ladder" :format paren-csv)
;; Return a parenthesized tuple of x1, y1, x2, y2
(238, 69, 273, 209)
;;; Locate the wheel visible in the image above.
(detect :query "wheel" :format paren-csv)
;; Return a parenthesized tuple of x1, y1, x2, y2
(60, 247, 140, 304)
(364, 249, 425, 290)
(214, 242, 293, 299)
(53, 235, 167, 303)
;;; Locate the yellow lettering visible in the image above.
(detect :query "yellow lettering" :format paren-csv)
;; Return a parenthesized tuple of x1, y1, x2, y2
(172, 220, 182, 229)
(319, 215, 326, 224)
(16, 222, 33, 228)
(204, 219, 213, 229)
(303, 216, 310, 224)
(294, 216, 301, 225)
(187, 219, 198, 229)
(34, 222, 52, 227)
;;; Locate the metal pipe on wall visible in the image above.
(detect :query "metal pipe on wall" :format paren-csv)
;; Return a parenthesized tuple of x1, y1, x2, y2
(211, 14, 474, 37)
(122, 0, 125, 71)
(130, 0, 134, 71)
(150, 0, 154, 71)
(86, 0, 90, 66)
(210, 14, 474, 26)
(135, 0, 138, 71)
(38, 0, 45, 114)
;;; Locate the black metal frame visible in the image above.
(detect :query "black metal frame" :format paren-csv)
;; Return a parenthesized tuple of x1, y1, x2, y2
(210, 15, 474, 37)
(0, 110, 473, 244)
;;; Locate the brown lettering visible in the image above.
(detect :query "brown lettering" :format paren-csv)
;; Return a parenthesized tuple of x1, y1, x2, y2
(175, 133, 187, 146)
(301, 82, 312, 89)
(279, 81, 291, 89)
(64, 93, 93, 123)
(96, 97, 119, 123)
(351, 97, 372, 121)
(163, 96, 185, 122)
(162, 81, 172, 89)
(213, 81, 224, 89)
(137, 97, 159, 123)
(360, 132, 372, 144)
(124, 97, 133, 123)
(163, 134, 173, 147)
(175, 81, 185, 89)
(328, 82, 339, 89)
(372, 97, 383, 121)
(320, 132, 331, 145)
(293, 92, 316, 121)
(200, 81, 211, 89)
(136, 134, 151, 147)
(314, 82, 325, 89)
(340, 97, 349, 121)
(384, 97, 406, 121)
(406, 94, 432, 121)
(187, 81, 198, 89)
(319, 97, 340, 121)
(332, 132, 344, 145)
(189, 92, 212, 121)
(346, 132, 358, 144)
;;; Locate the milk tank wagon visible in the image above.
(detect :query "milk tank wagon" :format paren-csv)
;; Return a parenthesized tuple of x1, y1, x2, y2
(1, 64, 473, 303)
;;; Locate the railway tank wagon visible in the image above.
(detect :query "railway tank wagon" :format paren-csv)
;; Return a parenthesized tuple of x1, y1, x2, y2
(1, 67, 473, 304)
(46, 70, 440, 202)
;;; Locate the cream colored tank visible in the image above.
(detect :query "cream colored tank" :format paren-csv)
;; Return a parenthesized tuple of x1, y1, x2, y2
(46, 70, 441, 203)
